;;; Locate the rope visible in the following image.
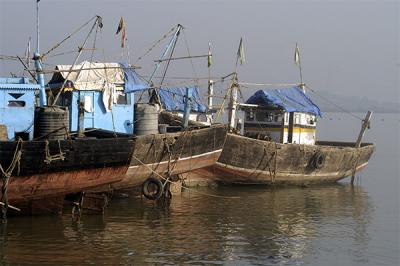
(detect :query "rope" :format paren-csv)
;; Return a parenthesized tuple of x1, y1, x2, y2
(214, 74, 241, 124)
(0, 138, 23, 220)
(44, 139, 65, 164)
(101, 49, 118, 137)
(182, 31, 199, 87)
(134, 26, 177, 64)
(305, 85, 363, 121)
(239, 82, 299, 87)
(42, 15, 98, 59)
(133, 128, 239, 199)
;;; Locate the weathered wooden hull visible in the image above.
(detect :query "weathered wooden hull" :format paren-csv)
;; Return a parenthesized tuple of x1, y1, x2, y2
(191, 133, 375, 185)
(109, 125, 227, 190)
(0, 138, 134, 205)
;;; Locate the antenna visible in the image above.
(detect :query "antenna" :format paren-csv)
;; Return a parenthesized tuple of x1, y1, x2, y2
(34, 0, 47, 106)
(36, 0, 40, 53)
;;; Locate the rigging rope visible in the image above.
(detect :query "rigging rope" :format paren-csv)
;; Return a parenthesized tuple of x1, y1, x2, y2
(182, 31, 199, 87)
(42, 16, 98, 59)
(305, 85, 363, 121)
(131, 150, 240, 199)
(134, 26, 177, 64)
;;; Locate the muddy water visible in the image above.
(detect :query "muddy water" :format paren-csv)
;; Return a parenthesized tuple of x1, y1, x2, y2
(0, 113, 399, 265)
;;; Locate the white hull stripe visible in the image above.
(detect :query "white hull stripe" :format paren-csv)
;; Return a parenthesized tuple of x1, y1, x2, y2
(129, 149, 222, 169)
(215, 161, 369, 178)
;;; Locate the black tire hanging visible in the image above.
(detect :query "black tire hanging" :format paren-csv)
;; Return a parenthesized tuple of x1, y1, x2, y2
(313, 152, 326, 169)
(142, 177, 164, 200)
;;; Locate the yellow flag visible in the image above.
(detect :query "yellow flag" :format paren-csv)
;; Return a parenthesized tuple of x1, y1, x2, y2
(207, 42, 212, 68)
(294, 43, 300, 65)
(237, 38, 245, 65)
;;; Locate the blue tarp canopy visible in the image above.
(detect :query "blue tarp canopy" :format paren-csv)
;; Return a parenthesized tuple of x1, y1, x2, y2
(158, 87, 207, 113)
(245, 86, 322, 116)
(121, 63, 150, 93)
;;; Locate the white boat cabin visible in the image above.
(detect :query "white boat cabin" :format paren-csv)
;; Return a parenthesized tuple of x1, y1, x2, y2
(241, 86, 321, 145)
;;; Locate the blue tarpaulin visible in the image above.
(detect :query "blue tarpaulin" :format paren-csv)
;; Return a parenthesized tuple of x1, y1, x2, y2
(158, 87, 207, 113)
(246, 86, 322, 116)
(121, 63, 150, 93)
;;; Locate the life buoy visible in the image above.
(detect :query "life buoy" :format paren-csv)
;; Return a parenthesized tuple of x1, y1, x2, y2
(313, 152, 325, 169)
(142, 177, 163, 200)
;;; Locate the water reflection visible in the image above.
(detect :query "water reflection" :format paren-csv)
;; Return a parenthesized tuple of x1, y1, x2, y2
(0, 184, 371, 265)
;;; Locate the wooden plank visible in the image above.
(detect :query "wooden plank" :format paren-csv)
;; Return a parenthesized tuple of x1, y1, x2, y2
(352, 111, 373, 184)
(355, 111, 373, 148)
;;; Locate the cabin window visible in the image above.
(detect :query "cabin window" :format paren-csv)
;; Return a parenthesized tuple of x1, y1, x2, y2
(246, 110, 254, 121)
(294, 113, 300, 124)
(8, 100, 26, 107)
(274, 114, 280, 122)
(256, 111, 265, 122)
(8, 93, 24, 99)
(116, 91, 128, 105)
(266, 113, 274, 122)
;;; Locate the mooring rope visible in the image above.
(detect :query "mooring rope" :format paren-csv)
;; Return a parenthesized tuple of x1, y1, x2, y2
(131, 139, 240, 200)
(0, 138, 23, 219)
(44, 139, 65, 164)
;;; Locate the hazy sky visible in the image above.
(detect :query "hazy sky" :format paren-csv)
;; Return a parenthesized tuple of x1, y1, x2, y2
(0, 0, 399, 104)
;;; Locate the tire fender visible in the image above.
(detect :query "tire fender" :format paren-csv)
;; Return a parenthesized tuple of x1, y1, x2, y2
(142, 177, 164, 200)
(313, 152, 326, 169)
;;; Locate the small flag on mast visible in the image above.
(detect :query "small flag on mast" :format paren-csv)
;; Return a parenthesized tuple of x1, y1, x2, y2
(294, 43, 300, 65)
(116, 17, 126, 48)
(25, 37, 31, 68)
(237, 38, 245, 65)
(207, 42, 212, 68)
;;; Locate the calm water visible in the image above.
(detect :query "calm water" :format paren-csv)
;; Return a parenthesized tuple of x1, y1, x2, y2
(0, 113, 399, 265)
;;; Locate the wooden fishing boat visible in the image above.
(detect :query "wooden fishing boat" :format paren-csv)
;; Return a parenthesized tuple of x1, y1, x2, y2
(190, 85, 375, 185)
(193, 133, 374, 185)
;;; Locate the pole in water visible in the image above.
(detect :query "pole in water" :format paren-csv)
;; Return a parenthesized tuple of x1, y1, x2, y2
(351, 110, 373, 184)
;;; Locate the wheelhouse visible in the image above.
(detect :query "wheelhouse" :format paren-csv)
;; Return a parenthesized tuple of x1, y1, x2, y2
(241, 86, 321, 145)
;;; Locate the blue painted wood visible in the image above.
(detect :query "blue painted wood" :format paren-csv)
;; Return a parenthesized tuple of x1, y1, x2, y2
(0, 78, 39, 140)
(68, 91, 134, 134)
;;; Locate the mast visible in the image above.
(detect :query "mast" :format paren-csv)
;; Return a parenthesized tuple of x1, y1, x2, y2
(182, 87, 193, 129)
(34, 0, 47, 107)
(228, 75, 239, 131)
(148, 24, 183, 84)
(207, 80, 214, 110)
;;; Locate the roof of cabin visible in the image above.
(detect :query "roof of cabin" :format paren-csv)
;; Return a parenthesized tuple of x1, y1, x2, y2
(48, 61, 125, 91)
(245, 86, 322, 116)
(0, 77, 40, 91)
(158, 87, 207, 113)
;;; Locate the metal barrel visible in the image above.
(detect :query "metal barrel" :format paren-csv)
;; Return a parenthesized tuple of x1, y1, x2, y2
(34, 106, 69, 140)
(134, 103, 159, 135)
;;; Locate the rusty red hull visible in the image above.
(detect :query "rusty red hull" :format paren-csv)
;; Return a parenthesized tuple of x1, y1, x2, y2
(0, 138, 134, 209)
(7, 165, 127, 203)
(111, 149, 223, 189)
(108, 125, 227, 190)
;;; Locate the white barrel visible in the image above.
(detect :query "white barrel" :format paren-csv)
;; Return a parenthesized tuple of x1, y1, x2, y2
(134, 103, 159, 135)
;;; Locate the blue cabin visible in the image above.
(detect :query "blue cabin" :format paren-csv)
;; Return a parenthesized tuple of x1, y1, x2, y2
(0, 77, 40, 140)
(47, 61, 136, 134)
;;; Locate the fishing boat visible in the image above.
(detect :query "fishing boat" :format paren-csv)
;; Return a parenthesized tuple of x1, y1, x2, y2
(0, 76, 135, 216)
(190, 83, 375, 185)
(44, 23, 228, 201)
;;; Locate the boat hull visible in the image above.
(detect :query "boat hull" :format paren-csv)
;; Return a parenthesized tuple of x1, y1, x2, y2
(0, 138, 134, 205)
(109, 125, 227, 189)
(190, 133, 375, 185)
